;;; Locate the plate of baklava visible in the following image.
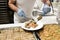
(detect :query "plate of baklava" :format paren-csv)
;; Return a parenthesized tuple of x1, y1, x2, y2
(21, 20, 43, 31)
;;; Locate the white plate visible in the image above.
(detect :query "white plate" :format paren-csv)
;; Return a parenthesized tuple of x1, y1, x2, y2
(20, 21, 43, 31)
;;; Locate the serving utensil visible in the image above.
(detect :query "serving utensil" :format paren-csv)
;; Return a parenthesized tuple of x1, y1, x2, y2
(33, 31, 41, 40)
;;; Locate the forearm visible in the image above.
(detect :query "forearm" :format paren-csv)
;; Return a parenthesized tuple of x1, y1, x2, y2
(46, 0, 51, 6)
(8, 0, 18, 12)
(8, 4, 18, 12)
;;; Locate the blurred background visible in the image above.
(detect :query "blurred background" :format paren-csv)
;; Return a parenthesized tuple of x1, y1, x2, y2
(0, 0, 14, 24)
(0, 0, 59, 24)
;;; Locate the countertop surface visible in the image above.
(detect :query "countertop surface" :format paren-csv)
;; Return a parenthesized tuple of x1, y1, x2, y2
(0, 24, 60, 40)
(0, 16, 58, 29)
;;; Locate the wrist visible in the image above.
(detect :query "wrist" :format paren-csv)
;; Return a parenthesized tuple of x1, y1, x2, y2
(16, 8, 20, 12)
(16, 8, 18, 12)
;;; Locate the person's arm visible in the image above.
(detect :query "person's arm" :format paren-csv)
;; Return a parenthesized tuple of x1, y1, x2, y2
(8, 0, 18, 12)
(8, 0, 27, 17)
(46, 0, 51, 6)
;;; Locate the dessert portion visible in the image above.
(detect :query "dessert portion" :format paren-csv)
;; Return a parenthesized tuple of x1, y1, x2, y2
(25, 20, 38, 28)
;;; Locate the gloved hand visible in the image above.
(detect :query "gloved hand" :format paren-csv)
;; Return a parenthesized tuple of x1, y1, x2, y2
(43, 7, 51, 13)
(41, 4, 51, 16)
(17, 8, 26, 17)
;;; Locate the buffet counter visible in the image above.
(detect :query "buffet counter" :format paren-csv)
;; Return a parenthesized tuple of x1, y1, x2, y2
(0, 24, 60, 40)
(0, 16, 60, 40)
